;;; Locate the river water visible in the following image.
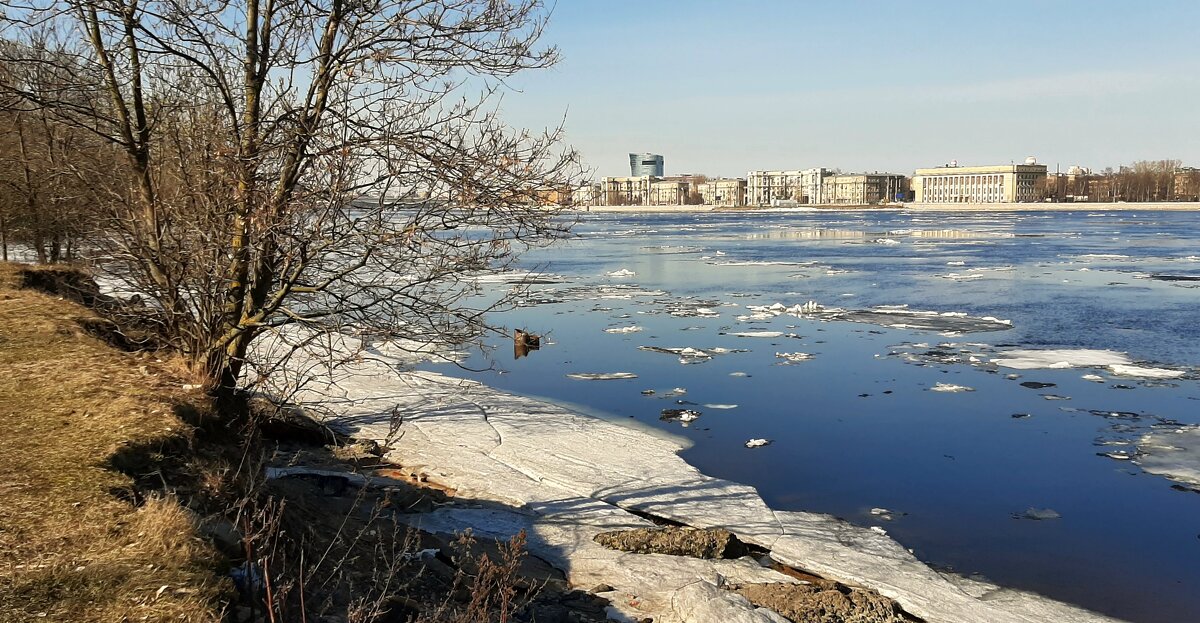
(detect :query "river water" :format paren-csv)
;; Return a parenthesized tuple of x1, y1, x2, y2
(422, 209, 1200, 623)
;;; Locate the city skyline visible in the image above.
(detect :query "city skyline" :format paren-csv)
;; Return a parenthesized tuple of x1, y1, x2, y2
(497, 0, 1200, 178)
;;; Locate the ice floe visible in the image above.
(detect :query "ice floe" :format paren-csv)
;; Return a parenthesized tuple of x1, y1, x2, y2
(567, 372, 638, 380)
(604, 325, 643, 334)
(605, 268, 637, 278)
(929, 383, 974, 393)
(991, 349, 1188, 378)
(744, 438, 772, 448)
(256, 327, 1145, 622)
(774, 352, 813, 364)
(1136, 427, 1200, 491)
(730, 331, 785, 338)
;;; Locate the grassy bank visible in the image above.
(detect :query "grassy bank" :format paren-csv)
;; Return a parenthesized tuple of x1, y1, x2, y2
(0, 263, 228, 622)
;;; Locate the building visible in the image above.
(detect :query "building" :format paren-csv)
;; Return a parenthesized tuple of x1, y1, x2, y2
(745, 168, 833, 205)
(912, 161, 1048, 203)
(601, 175, 653, 205)
(700, 178, 747, 206)
(1174, 167, 1200, 201)
(629, 153, 664, 177)
(821, 173, 907, 205)
(570, 183, 602, 206)
(649, 180, 690, 205)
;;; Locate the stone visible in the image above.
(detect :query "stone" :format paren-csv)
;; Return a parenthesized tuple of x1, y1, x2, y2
(593, 527, 750, 560)
(734, 581, 911, 623)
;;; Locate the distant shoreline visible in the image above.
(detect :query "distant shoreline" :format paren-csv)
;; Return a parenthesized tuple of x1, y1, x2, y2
(573, 202, 1200, 214)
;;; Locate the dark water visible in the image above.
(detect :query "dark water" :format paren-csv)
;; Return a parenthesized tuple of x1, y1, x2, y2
(425, 210, 1200, 623)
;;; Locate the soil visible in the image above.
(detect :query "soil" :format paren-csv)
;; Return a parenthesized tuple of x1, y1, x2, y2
(734, 580, 915, 623)
(593, 526, 750, 559)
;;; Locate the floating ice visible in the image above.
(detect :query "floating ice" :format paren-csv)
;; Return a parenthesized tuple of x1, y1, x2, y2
(745, 438, 771, 448)
(946, 261, 966, 266)
(992, 349, 1187, 378)
(1108, 364, 1186, 379)
(730, 331, 785, 338)
(566, 372, 638, 380)
(775, 352, 813, 364)
(1136, 428, 1200, 491)
(871, 238, 901, 245)
(1020, 508, 1062, 521)
(605, 268, 637, 278)
(660, 409, 701, 424)
(703, 404, 739, 410)
(930, 383, 974, 393)
(992, 349, 1131, 370)
(604, 325, 643, 334)
(1081, 374, 1105, 382)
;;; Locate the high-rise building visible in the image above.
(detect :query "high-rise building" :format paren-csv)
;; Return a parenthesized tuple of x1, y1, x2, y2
(629, 153, 664, 177)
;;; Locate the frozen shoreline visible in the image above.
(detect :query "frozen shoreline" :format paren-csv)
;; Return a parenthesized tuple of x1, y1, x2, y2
(269, 333, 1123, 623)
(574, 201, 1200, 214)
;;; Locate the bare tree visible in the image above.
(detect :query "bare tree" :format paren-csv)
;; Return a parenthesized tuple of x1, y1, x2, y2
(1, 0, 580, 395)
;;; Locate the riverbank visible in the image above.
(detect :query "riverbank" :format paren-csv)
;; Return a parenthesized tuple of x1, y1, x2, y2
(269, 328, 1126, 623)
(0, 264, 228, 622)
(576, 201, 1200, 213)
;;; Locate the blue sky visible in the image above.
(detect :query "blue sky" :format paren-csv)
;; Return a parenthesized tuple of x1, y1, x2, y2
(496, 0, 1200, 178)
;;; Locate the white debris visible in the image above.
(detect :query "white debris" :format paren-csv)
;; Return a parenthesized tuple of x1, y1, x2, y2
(930, 383, 974, 393)
(730, 331, 784, 338)
(604, 325, 643, 334)
(566, 372, 638, 381)
(606, 269, 637, 278)
(946, 261, 966, 266)
(745, 438, 772, 448)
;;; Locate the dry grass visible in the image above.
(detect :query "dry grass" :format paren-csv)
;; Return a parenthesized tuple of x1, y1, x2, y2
(0, 263, 227, 622)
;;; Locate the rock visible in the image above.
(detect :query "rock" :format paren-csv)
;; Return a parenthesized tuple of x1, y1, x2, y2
(589, 583, 615, 594)
(593, 527, 750, 560)
(734, 580, 911, 623)
(660, 409, 701, 423)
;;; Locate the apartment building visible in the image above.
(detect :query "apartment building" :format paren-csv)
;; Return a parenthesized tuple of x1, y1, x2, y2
(746, 168, 832, 205)
(821, 173, 907, 205)
(700, 178, 747, 206)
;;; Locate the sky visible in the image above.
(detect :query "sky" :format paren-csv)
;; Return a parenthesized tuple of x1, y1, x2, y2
(495, 0, 1200, 178)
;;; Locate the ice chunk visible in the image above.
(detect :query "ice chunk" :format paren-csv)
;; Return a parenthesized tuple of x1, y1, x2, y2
(992, 349, 1131, 370)
(1019, 508, 1062, 520)
(606, 269, 637, 278)
(930, 383, 974, 393)
(1107, 364, 1185, 379)
(566, 372, 638, 380)
(604, 325, 643, 333)
(745, 438, 771, 448)
(775, 352, 813, 364)
(730, 331, 784, 338)
(703, 404, 739, 410)
(1136, 427, 1200, 491)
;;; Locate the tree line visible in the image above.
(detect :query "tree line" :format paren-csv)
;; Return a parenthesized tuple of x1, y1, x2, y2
(1035, 160, 1200, 202)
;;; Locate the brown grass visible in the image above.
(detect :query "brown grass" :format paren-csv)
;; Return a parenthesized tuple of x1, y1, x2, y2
(0, 263, 227, 622)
